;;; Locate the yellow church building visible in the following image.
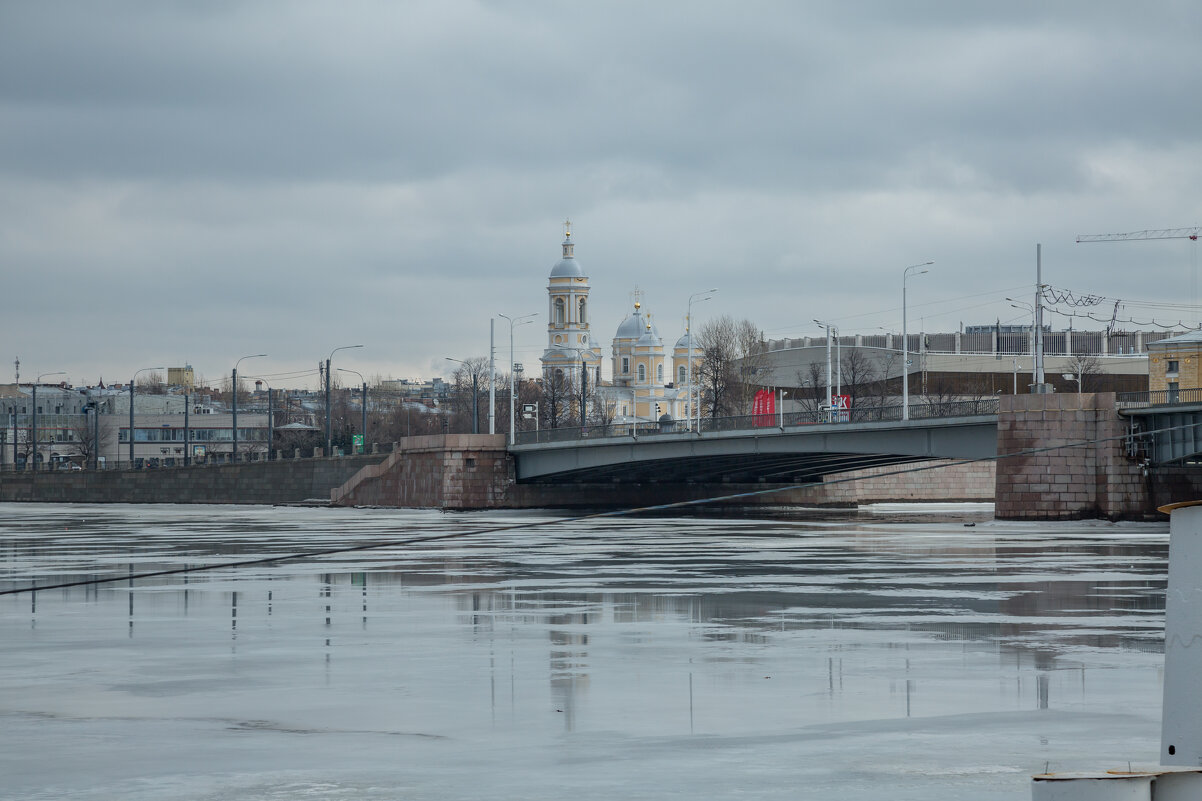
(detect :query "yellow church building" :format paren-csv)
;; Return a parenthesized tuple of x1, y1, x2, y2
(539, 223, 703, 424)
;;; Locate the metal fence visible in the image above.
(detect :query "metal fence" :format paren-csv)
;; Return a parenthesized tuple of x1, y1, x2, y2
(1117, 388, 1202, 408)
(513, 398, 1000, 445)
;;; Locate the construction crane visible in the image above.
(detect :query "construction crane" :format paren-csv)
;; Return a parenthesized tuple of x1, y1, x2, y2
(1077, 227, 1200, 243)
(1077, 226, 1202, 328)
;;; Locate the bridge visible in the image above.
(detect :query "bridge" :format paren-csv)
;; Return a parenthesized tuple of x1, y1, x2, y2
(1120, 390, 1202, 465)
(510, 400, 1000, 484)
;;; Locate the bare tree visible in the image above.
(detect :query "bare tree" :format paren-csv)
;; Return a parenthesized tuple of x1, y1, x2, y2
(839, 349, 878, 412)
(589, 391, 617, 428)
(540, 371, 572, 429)
(796, 361, 826, 413)
(69, 415, 114, 465)
(1067, 354, 1103, 392)
(732, 319, 767, 415)
(450, 357, 489, 433)
(135, 371, 166, 395)
(697, 316, 736, 417)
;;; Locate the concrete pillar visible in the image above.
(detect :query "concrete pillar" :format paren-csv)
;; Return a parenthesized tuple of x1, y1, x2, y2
(314, 447, 323, 458)
(294, 448, 301, 459)
(1162, 504, 1202, 765)
(372, 443, 380, 454)
(1138, 331, 1145, 353)
(955, 331, 961, 354)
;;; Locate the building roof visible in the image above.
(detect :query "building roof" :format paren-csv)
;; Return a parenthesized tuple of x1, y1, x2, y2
(550, 255, 585, 278)
(615, 302, 660, 340)
(1149, 329, 1202, 348)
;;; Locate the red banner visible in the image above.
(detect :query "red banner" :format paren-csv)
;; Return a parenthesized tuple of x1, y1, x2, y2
(753, 390, 776, 427)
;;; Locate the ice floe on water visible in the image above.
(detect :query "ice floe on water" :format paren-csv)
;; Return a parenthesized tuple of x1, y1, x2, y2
(0, 503, 1170, 800)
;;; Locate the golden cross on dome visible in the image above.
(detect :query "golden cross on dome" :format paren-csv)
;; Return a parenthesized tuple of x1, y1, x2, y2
(563, 218, 571, 239)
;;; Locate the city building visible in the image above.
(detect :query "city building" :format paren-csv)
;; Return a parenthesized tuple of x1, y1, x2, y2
(1147, 330, 1202, 395)
(167, 365, 195, 390)
(537, 224, 703, 424)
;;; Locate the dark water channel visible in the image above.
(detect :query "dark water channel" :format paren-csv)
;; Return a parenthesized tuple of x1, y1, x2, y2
(0, 503, 1169, 800)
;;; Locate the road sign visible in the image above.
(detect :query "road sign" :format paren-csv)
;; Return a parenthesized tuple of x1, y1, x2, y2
(352, 434, 364, 454)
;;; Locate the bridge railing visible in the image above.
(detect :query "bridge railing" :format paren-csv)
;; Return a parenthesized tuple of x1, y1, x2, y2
(513, 398, 999, 445)
(1117, 389, 1202, 408)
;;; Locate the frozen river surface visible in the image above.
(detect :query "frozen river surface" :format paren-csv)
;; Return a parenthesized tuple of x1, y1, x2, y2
(0, 503, 1171, 800)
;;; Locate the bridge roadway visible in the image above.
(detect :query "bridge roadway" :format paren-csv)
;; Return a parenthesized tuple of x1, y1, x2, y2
(509, 415, 999, 484)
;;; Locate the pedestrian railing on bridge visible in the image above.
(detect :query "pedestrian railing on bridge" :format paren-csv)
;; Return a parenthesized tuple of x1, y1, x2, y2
(1117, 388, 1202, 408)
(514, 398, 1000, 446)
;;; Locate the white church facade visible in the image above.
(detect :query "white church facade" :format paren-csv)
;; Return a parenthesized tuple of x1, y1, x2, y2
(539, 223, 703, 425)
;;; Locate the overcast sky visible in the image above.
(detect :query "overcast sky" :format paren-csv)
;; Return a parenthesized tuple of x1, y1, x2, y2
(4, 1, 1201, 390)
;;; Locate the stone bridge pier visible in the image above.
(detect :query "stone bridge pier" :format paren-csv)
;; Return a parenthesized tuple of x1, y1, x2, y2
(995, 393, 1151, 520)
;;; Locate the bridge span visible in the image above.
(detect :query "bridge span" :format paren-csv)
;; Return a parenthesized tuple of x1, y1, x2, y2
(510, 414, 999, 484)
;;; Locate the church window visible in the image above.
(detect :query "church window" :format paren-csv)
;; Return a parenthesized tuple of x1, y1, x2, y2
(656, 364, 663, 383)
(678, 365, 686, 384)
(579, 298, 587, 325)
(637, 364, 646, 382)
(622, 357, 629, 374)
(554, 298, 565, 326)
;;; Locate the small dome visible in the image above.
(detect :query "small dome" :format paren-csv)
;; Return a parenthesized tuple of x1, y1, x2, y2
(550, 257, 584, 278)
(675, 331, 694, 350)
(637, 319, 662, 347)
(615, 308, 645, 339)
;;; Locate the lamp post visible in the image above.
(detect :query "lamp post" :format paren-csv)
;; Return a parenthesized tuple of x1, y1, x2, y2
(337, 368, 367, 453)
(446, 358, 480, 434)
(128, 366, 164, 467)
(246, 377, 275, 461)
(499, 312, 536, 445)
(31, 371, 65, 471)
(814, 320, 842, 417)
(686, 289, 717, 432)
(902, 262, 933, 420)
(326, 344, 363, 456)
(231, 354, 266, 463)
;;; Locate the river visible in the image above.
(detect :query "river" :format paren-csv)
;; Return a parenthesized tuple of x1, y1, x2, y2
(0, 502, 1169, 800)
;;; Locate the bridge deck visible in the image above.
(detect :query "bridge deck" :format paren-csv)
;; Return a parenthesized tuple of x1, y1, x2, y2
(510, 415, 998, 484)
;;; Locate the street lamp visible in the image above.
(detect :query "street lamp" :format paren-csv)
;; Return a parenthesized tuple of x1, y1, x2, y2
(30, 371, 65, 471)
(129, 366, 164, 467)
(446, 357, 480, 434)
(686, 289, 717, 432)
(814, 319, 841, 413)
(338, 368, 367, 453)
(499, 312, 536, 445)
(231, 354, 266, 463)
(902, 261, 933, 420)
(326, 344, 363, 455)
(246, 376, 276, 461)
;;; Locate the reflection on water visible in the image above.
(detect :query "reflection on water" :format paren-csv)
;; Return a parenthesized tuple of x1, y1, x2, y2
(0, 504, 1170, 801)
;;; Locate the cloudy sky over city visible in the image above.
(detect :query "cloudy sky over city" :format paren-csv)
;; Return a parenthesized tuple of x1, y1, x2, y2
(3, 1, 1201, 389)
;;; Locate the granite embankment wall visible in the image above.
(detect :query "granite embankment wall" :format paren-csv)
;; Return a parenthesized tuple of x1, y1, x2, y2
(331, 434, 995, 509)
(995, 392, 1152, 520)
(331, 435, 514, 509)
(0, 455, 385, 505)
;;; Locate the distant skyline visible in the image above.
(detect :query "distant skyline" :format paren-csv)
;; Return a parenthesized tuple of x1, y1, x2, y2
(3, 2, 1201, 390)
